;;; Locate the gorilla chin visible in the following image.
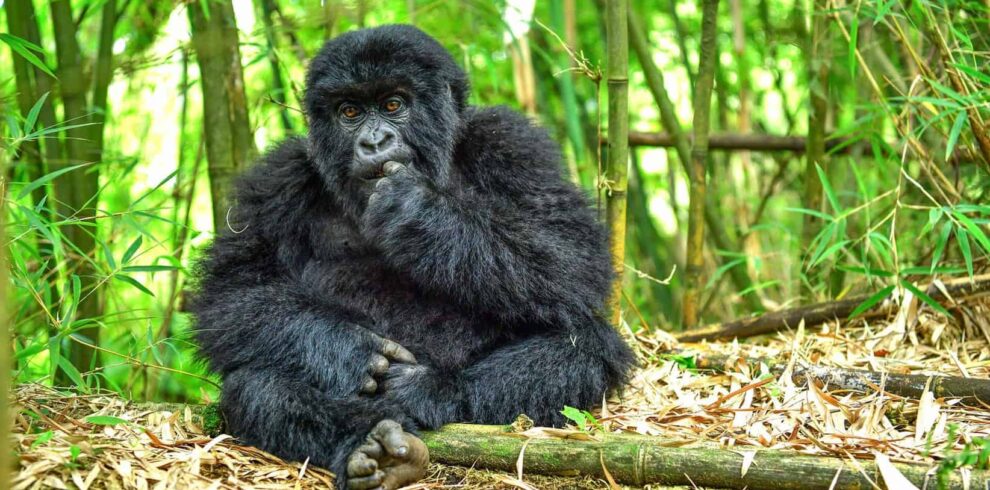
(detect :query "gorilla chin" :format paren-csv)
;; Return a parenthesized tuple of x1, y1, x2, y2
(192, 24, 634, 490)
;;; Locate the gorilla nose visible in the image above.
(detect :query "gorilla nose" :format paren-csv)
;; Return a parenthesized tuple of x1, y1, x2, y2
(357, 127, 396, 155)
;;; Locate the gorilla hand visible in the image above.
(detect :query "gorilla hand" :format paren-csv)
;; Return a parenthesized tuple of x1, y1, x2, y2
(363, 161, 436, 241)
(346, 419, 429, 490)
(359, 333, 417, 396)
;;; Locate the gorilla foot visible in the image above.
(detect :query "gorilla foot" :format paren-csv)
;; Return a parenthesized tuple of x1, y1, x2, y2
(345, 419, 429, 490)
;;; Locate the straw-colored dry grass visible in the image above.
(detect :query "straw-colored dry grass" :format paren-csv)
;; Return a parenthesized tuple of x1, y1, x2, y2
(9, 290, 990, 489)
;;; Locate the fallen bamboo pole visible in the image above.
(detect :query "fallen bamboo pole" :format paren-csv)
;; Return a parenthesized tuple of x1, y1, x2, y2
(624, 131, 979, 162)
(685, 350, 990, 404)
(676, 274, 990, 342)
(422, 423, 986, 489)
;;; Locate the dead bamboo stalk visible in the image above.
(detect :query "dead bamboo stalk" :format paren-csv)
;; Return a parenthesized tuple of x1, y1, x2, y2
(676, 274, 990, 342)
(421, 423, 985, 489)
(685, 350, 990, 404)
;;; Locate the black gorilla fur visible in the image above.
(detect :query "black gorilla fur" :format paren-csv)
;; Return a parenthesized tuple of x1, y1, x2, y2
(192, 24, 634, 488)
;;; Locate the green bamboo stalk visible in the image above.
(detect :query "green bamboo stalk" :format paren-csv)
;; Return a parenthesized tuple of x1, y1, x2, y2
(604, 0, 630, 328)
(51, 0, 104, 378)
(682, 0, 720, 329)
(188, 0, 257, 230)
(0, 102, 11, 489)
(628, 9, 764, 317)
(421, 423, 985, 489)
(801, 0, 829, 299)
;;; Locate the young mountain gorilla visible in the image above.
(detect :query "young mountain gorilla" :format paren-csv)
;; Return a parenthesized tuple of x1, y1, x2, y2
(192, 25, 634, 490)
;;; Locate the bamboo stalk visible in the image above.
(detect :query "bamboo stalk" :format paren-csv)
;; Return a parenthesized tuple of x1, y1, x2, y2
(801, 0, 830, 298)
(188, 0, 257, 230)
(604, 0, 630, 328)
(680, 350, 990, 404)
(682, 0, 720, 329)
(628, 8, 764, 317)
(676, 273, 990, 342)
(623, 131, 979, 162)
(421, 423, 985, 489)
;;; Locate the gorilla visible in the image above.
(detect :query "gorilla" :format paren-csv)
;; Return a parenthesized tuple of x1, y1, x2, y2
(192, 25, 634, 490)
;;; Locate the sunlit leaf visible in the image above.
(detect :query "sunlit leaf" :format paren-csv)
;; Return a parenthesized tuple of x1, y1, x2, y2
(850, 285, 895, 318)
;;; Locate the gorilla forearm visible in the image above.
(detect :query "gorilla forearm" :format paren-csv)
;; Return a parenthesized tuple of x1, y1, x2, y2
(194, 268, 394, 397)
(364, 166, 611, 323)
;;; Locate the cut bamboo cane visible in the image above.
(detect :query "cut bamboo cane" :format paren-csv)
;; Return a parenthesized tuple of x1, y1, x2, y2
(421, 423, 986, 489)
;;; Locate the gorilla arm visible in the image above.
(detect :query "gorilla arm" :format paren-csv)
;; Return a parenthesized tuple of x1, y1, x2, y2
(362, 106, 613, 326)
(362, 108, 634, 426)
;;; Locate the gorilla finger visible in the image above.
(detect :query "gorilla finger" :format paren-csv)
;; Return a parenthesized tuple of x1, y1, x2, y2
(371, 420, 410, 459)
(360, 377, 378, 394)
(347, 452, 378, 477)
(356, 438, 384, 459)
(368, 353, 389, 375)
(380, 339, 417, 364)
(346, 471, 385, 490)
(383, 161, 406, 175)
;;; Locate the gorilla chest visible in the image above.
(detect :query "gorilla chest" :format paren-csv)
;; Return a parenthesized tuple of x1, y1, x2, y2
(300, 255, 502, 369)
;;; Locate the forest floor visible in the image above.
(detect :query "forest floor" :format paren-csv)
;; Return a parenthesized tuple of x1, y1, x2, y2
(9, 290, 990, 489)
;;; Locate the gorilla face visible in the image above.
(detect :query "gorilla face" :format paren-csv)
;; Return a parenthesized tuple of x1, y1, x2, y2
(304, 25, 470, 217)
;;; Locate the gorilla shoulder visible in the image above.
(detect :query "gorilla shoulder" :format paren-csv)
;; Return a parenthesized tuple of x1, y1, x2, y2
(230, 137, 324, 237)
(455, 106, 566, 192)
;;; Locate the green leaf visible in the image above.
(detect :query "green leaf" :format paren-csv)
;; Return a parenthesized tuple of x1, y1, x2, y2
(560, 405, 587, 428)
(901, 280, 950, 317)
(785, 207, 834, 221)
(24, 92, 49, 133)
(86, 415, 129, 426)
(17, 163, 89, 200)
(810, 239, 850, 268)
(816, 164, 843, 213)
(122, 265, 179, 273)
(122, 236, 143, 264)
(850, 285, 895, 318)
(957, 227, 974, 278)
(952, 211, 990, 254)
(946, 111, 967, 160)
(931, 221, 953, 273)
(31, 430, 54, 449)
(114, 274, 155, 296)
(55, 354, 86, 388)
(0, 33, 55, 78)
(15, 342, 47, 361)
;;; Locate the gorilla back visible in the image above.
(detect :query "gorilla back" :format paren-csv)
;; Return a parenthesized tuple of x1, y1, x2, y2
(192, 24, 635, 490)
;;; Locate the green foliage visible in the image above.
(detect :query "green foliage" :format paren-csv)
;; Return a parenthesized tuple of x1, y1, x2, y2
(560, 405, 602, 432)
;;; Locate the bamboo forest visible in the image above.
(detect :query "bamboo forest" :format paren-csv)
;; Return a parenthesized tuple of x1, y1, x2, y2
(2, 0, 990, 488)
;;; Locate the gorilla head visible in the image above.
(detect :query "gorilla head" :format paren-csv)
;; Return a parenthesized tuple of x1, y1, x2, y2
(304, 25, 470, 216)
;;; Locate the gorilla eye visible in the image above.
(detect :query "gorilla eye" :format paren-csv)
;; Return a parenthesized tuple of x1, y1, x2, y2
(340, 104, 361, 119)
(383, 98, 403, 113)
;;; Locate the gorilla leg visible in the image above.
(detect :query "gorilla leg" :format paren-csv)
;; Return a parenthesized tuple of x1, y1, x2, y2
(461, 324, 633, 426)
(220, 369, 427, 490)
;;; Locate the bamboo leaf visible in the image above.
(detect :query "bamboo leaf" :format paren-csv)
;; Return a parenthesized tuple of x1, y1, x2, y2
(900, 280, 950, 317)
(86, 416, 129, 426)
(815, 164, 842, 213)
(0, 33, 55, 78)
(114, 274, 155, 296)
(951, 211, 990, 254)
(931, 221, 953, 273)
(24, 92, 50, 133)
(945, 111, 967, 160)
(17, 163, 89, 200)
(957, 227, 974, 278)
(850, 285, 895, 318)
(122, 236, 143, 264)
